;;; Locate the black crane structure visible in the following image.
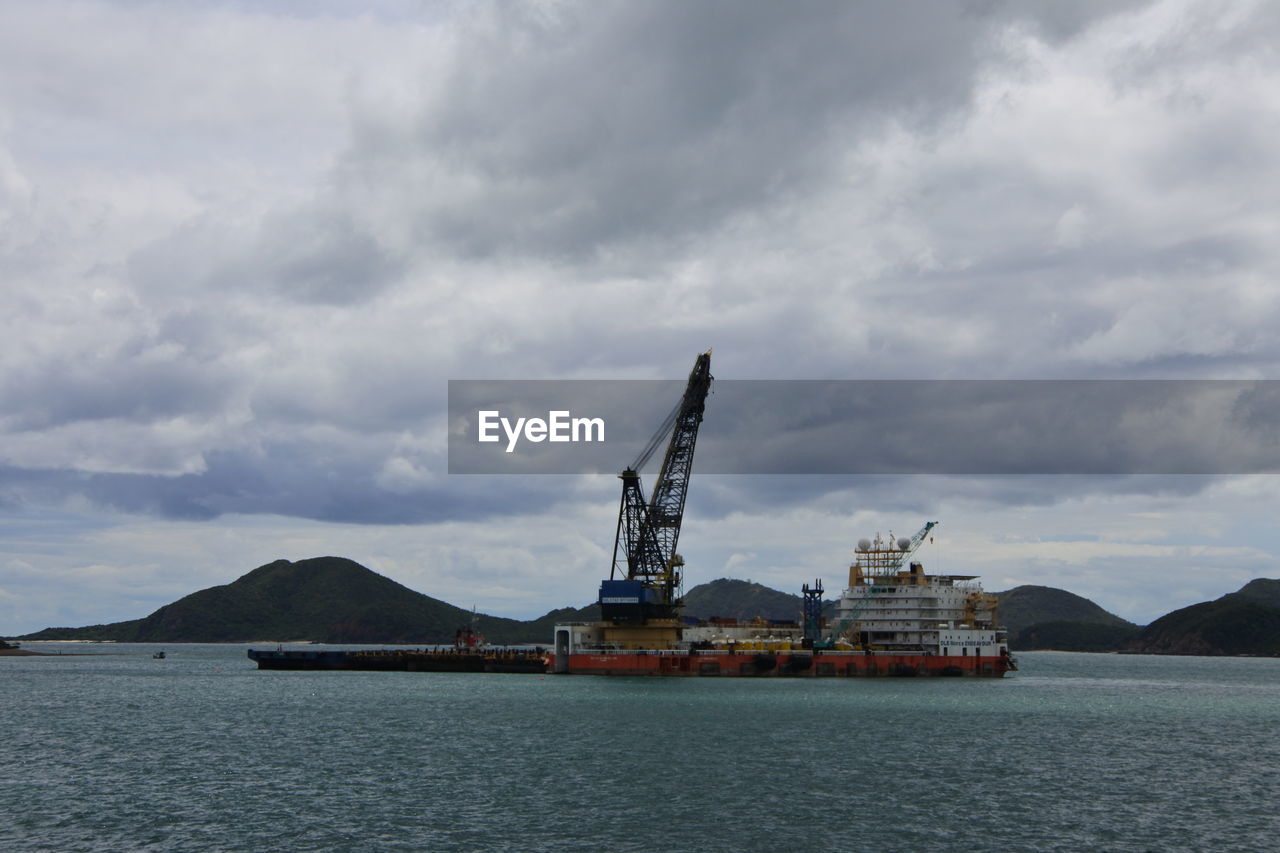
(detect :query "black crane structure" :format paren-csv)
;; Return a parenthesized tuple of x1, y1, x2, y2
(601, 351, 713, 624)
(801, 579, 824, 648)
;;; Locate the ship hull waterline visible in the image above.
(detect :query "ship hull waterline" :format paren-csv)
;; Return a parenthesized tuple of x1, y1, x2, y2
(556, 650, 1015, 677)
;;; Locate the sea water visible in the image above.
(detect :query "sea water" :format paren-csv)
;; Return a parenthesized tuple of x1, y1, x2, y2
(2, 645, 1278, 852)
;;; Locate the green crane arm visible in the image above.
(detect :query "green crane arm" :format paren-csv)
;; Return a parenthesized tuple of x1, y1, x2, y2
(815, 521, 940, 648)
(888, 521, 939, 571)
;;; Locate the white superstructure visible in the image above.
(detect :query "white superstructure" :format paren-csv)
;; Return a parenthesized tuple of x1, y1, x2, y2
(829, 532, 1009, 662)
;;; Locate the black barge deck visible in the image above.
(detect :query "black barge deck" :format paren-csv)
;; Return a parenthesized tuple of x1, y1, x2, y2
(247, 647, 548, 673)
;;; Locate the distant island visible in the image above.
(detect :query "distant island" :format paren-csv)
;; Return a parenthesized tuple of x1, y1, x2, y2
(13, 557, 1280, 656)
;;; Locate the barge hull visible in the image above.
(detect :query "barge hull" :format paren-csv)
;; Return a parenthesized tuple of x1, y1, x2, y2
(559, 651, 1014, 677)
(248, 648, 547, 673)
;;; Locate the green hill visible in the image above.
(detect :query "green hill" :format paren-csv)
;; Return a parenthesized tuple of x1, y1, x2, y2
(1127, 580, 1280, 656)
(681, 578, 807, 622)
(517, 603, 600, 639)
(995, 585, 1136, 636)
(989, 585, 1139, 652)
(1231, 578, 1280, 609)
(19, 568, 808, 644)
(21, 557, 551, 645)
(1013, 620, 1141, 652)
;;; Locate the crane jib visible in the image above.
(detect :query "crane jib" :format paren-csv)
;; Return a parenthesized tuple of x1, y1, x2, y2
(604, 351, 712, 624)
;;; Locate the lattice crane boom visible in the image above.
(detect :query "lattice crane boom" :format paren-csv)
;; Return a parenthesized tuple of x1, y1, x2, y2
(887, 520, 939, 571)
(606, 351, 712, 621)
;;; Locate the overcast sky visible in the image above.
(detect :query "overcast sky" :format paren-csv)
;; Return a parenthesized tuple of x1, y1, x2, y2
(3, 0, 1279, 635)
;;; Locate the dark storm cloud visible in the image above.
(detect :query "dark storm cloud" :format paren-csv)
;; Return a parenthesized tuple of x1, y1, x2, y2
(688, 473, 1223, 522)
(128, 201, 404, 307)
(0, 449, 576, 526)
(703, 381, 1280, 475)
(254, 204, 407, 305)
(347, 0, 1147, 262)
(0, 337, 236, 431)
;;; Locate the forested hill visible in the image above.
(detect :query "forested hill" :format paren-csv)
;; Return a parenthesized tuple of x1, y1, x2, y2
(994, 584, 1135, 635)
(1126, 578, 1280, 656)
(1002, 579, 1280, 656)
(681, 578, 810, 622)
(21, 557, 554, 645)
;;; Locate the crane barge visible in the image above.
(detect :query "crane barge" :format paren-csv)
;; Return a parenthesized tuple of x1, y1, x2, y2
(552, 350, 712, 670)
(553, 353, 1015, 677)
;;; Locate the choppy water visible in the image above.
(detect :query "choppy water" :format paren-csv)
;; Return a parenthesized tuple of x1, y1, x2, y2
(3, 645, 1278, 852)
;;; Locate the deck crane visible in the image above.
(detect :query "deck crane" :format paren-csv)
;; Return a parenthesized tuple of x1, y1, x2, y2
(599, 351, 713, 624)
(813, 520, 940, 649)
(885, 520, 939, 572)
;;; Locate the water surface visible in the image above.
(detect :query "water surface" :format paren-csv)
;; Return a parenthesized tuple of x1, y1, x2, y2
(3, 646, 1277, 851)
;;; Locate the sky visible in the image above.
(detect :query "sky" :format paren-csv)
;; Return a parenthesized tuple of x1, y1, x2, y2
(3, 0, 1280, 635)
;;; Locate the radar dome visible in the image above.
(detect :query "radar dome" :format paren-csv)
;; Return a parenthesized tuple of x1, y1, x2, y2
(857, 538, 872, 552)
(897, 536, 911, 551)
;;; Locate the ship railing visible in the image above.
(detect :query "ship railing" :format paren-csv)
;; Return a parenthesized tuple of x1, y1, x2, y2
(838, 601, 945, 609)
(573, 645, 688, 654)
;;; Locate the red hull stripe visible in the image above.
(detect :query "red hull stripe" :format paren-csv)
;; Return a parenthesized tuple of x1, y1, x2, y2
(560, 652, 1014, 677)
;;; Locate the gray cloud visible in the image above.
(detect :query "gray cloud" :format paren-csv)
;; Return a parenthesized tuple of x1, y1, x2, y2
(128, 203, 405, 307)
(689, 473, 1224, 522)
(1, 338, 236, 432)
(0, 451, 579, 527)
(340, 1, 1150, 264)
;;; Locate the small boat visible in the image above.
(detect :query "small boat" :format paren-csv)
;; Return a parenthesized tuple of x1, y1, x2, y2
(153, 650, 166, 659)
